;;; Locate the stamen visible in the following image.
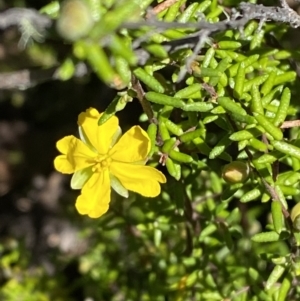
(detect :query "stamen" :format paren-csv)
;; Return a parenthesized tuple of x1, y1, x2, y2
(92, 156, 112, 173)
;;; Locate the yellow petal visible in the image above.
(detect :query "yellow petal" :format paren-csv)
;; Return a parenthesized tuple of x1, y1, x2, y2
(69, 138, 96, 170)
(54, 155, 74, 174)
(110, 161, 166, 197)
(56, 135, 75, 154)
(78, 108, 119, 154)
(55, 135, 97, 173)
(110, 126, 150, 163)
(75, 169, 111, 218)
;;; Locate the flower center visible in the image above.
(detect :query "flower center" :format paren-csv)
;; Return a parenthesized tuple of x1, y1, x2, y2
(92, 155, 112, 173)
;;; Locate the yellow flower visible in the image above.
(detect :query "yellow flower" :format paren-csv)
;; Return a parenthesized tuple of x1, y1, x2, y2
(54, 108, 166, 218)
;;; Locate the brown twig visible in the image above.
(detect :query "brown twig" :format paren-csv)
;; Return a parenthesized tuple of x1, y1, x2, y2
(280, 120, 300, 128)
(131, 75, 156, 123)
(146, 0, 180, 19)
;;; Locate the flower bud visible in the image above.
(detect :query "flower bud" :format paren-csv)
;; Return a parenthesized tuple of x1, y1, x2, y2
(222, 161, 250, 184)
(291, 202, 300, 231)
(56, 0, 94, 41)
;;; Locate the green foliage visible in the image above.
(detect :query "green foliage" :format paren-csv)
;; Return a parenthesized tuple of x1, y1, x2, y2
(0, 240, 71, 301)
(3, 0, 300, 300)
